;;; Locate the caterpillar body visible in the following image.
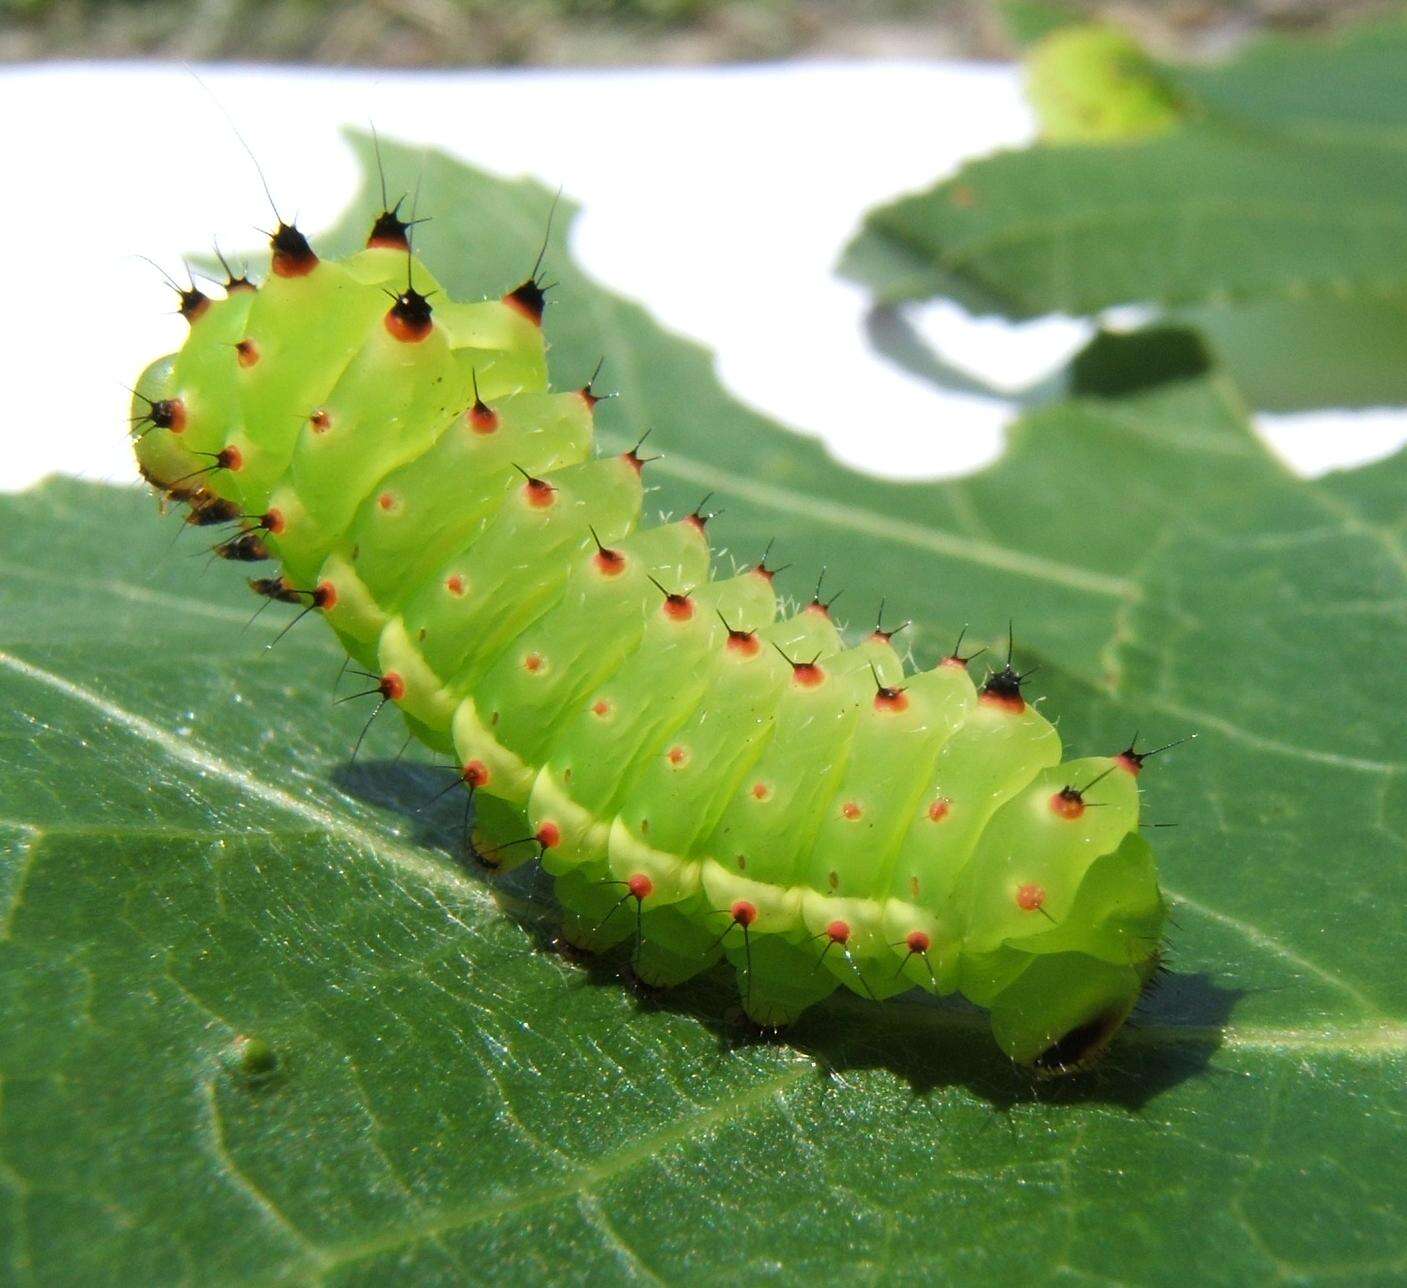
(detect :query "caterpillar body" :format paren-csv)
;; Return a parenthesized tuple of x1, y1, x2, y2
(131, 199, 1169, 1075)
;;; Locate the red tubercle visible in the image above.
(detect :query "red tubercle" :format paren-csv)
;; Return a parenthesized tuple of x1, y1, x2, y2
(535, 821, 561, 849)
(841, 802, 862, 821)
(905, 930, 931, 955)
(627, 872, 653, 900)
(385, 310, 432, 344)
(662, 593, 694, 622)
(378, 672, 405, 702)
(463, 760, 490, 788)
(384, 289, 434, 344)
(579, 385, 602, 411)
(726, 630, 761, 658)
(270, 224, 318, 278)
(468, 400, 499, 435)
(522, 477, 556, 509)
(825, 920, 850, 944)
(750, 781, 771, 802)
(235, 339, 260, 368)
(444, 574, 466, 596)
(593, 547, 625, 577)
(752, 563, 777, 584)
(1049, 787, 1086, 820)
(150, 398, 187, 434)
(377, 492, 398, 512)
(1015, 883, 1045, 912)
(591, 699, 612, 718)
(873, 687, 908, 713)
(1117, 752, 1143, 776)
(731, 900, 757, 927)
(180, 290, 212, 324)
(503, 280, 546, 325)
(979, 689, 1026, 715)
(313, 580, 337, 611)
(926, 797, 951, 823)
(366, 208, 412, 251)
(263, 508, 285, 536)
(218, 445, 243, 472)
(666, 745, 689, 767)
(940, 654, 970, 670)
(791, 661, 824, 689)
(523, 653, 544, 673)
(309, 409, 331, 434)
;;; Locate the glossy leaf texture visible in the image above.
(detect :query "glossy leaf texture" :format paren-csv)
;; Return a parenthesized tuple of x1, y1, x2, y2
(842, 20, 1407, 412)
(1, 138, 1404, 1284)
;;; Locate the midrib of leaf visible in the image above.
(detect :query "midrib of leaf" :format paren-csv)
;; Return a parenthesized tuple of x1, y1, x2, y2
(0, 650, 480, 909)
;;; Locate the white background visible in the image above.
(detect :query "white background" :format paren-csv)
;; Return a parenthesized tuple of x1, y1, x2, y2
(5, 60, 1405, 493)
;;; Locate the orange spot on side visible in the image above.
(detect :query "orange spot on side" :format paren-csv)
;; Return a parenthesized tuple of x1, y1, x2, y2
(979, 690, 1026, 714)
(726, 631, 761, 657)
(523, 653, 543, 673)
(1049, 788, 1086, 820)
(263, 508, 285, 536)
(1016, 883, 1045, 912)
(535, 821, 561, 849)
(592, 699, 611, 718)
(314, 580, 337, 610)
(905, 930, 931, 955)
(235, 339, 260, 368)
(310, 409, 331, 433)
(378, 492, 397, 512)
(666, 745, 688, 767)
(444, 574, 465, 596)
(927, 797, 951, 823)
(841, 802, 862, 821)
(627, 872, 653, 900)
(379, 672, 405, 702)
(950, 183, 977, 209)
(731, 900, 757, 927)
(219, 445, 243, 472)
(751, 782, 771, 802)
(463, 760, 490, 787)
(166, 399, 188, 434)
(825, 920, 850, 944)
(792, 662, 824, 689)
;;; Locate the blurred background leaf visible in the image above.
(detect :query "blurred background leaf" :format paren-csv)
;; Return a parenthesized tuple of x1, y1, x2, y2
(843, 15, 1407, 413)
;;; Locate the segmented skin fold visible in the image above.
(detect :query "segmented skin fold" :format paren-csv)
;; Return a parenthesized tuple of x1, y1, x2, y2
(131, 215, 1168, 1073)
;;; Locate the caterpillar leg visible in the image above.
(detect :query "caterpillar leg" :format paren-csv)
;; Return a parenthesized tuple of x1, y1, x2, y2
(723, 931, 839, 1028)
(633, 900, 724, 988)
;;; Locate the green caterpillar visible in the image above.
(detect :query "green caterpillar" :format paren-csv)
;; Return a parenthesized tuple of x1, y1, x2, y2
(130, 192, 1170, 1075)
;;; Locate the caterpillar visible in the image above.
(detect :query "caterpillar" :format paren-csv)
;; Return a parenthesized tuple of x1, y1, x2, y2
(129, 179, 1171, 1076)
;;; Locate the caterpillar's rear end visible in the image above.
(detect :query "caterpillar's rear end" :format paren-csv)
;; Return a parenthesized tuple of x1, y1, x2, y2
(131, 206, 1169, 1075)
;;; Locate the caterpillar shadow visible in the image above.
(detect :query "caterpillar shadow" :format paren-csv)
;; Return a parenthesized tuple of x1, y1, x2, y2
(335, 757, 1243, 1113)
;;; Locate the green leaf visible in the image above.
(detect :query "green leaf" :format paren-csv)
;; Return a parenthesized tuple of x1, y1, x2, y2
(841, 20, 1407, 411)
(3, 137, 1404, 1283)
